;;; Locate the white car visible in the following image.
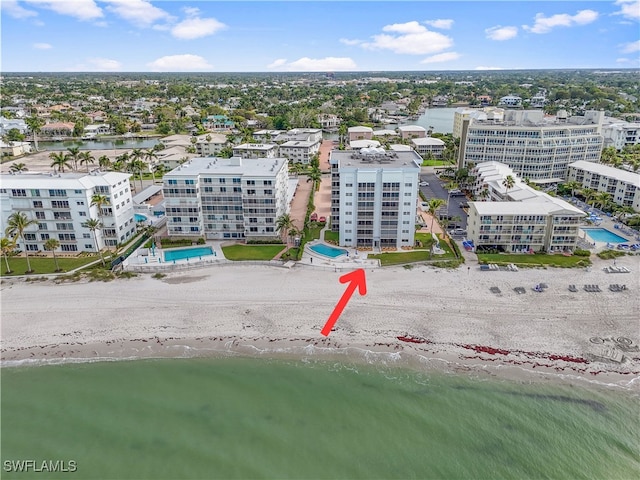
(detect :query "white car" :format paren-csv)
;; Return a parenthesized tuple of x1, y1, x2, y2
(419, 181, 429, 186)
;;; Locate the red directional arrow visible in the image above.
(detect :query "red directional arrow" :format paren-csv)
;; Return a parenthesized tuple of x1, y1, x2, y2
(321, 269, 367, 336)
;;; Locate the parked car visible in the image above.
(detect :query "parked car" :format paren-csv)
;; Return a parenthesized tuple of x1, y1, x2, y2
(319, 216, 326, 223)
(419, 181, 429, 186)
(310, 212, 318, 221)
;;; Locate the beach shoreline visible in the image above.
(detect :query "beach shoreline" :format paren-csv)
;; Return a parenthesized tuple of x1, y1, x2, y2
(2, 259, 639, 391)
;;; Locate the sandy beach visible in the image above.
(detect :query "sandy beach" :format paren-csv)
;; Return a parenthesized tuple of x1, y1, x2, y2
(2, 257, 639, 389)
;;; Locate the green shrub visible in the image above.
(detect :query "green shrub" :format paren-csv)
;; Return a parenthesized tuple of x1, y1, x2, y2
(152, 273, 166, 279)
(573, 249, 591, 257)
(196, 237, 206, 245)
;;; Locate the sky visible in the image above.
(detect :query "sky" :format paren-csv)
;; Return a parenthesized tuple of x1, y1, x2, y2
(1, 0, 639, 72)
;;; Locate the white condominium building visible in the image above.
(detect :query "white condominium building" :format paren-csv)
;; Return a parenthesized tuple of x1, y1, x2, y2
(567, 161, 640, 211)
(0, 171, 135, 252)
(232, 143, 279, 159)
(458, 110, 604, 182)
(163, 156, 289, 241)
(278, 140, 321, 164)
(602, 120, 640, 150)
(466, 162, 585, 253)
(452, 107, 505, 139)
(330, 148, 421, 249)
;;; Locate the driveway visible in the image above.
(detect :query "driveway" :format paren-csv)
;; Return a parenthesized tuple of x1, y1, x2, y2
(418, 170, 468, 230)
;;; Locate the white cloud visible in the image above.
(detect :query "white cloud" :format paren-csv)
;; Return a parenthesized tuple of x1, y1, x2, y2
(613, 0, 640, 21)
(485, 25, 518, 41)
(87, 57, 122, 70)
(171, 16, 227, 39)
(362, 21, 453, 55)
(1, 0, 38, 18)
(267, 59, 288, 69)
(147, 54, 213, 72)
(267, 57, 357, 72)
(33, 42, 52, 49)
(339, 38, 362, 46)
(420, 52, 460, 64)
(523, 9, 599, 34)
(102, 0, 171, 27)
(621, 39, 640, 53)
(475, 66, 505, 70)
(424, 19, 454, 30)
(24, 0, 103, 21)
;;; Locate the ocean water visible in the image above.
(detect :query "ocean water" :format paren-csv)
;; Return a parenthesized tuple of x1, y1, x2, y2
(1, 356, 638, 480)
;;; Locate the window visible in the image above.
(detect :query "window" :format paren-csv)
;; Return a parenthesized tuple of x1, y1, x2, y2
(167, 179, 177, 185)
(85, 244, 93, 249)
(41, 234, 50, 240)
(12, 189, 26, 197)
(74, 190, 82, 194)
(33, 201, 43, 208)
(77, 201, 84, 205)
(25, 233, 36, 241)
(49, 189, 67, 197)
(83, 233, 91, 239)
(31, 189, 41, 197)
(61, 245, 78, 252)
(36, 211, 46, 219)
(79, 212, 86, 217)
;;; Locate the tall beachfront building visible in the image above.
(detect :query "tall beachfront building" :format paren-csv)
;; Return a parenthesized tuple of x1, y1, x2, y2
(457, 110, 604, 183)
(0, 171, 135, 252)
(330, 148, 421, 249)
(163, 156, 289, 241)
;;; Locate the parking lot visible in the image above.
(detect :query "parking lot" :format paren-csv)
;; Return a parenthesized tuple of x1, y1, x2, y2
(418, 171, 468, 230)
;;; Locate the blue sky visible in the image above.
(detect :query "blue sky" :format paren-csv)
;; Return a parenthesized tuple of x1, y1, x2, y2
(1, 0, 639, 72)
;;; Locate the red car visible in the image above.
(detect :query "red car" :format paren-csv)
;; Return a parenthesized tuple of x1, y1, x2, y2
(310, 213, 318, 221)
(319, 216, 326, 223)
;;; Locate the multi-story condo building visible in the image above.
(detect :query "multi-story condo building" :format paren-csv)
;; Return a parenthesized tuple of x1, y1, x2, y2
(252, 130, 284, 142)
(318, 114, 341, 131)
(195, 134, 228, 157)
(411, 137, 445, 159)
(458, 110, 604, 183)
(163, 156, 289, 241)
(602, 120, 640, 150)
(348, 126, 374, 141)
(273, 128, 323, 145)
(567, 160, 640, 211)
(466, 162, 585, 253)
(397, 125, 426, 140)
(278, 140, 321, 164)
(232, 143, 279, 159)
(452, 107, 504, 139)
(330, 148, 421, 249)
(0, 171, 135, 252)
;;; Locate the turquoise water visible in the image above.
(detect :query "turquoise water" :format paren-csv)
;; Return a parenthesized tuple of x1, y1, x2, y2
(164, 246, 213, 262)
(1, 357, 638, 479)
(583, 228, 628, 243)
(310, 243, 348, 258)
(134, 213, 147, 222)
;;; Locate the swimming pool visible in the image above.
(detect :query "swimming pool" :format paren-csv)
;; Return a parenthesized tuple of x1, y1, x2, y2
(582, 228, 628, 244)
(164, 246, 214, 262)
(309, 243, 348, 258)
(134, 213, 147, 222)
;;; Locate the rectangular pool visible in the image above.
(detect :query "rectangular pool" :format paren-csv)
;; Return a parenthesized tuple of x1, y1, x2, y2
(309, 243, 348, 258)
(582, 228, 627, 244)
(164, 246, 214, 262)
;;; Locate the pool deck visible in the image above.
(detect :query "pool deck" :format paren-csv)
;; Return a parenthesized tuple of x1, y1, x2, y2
(124, 241, 227, 269)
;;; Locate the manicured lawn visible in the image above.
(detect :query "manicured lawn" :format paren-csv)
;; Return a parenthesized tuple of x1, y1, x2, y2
(368, 250, 436, 266)
(221, 244, 285, 261)
(324, 230, 339, 243)
(0, 255, 100, 276)
(421, 159, 453, 167)
(477, 253, 591, 268)
(306, 223, 324, 241)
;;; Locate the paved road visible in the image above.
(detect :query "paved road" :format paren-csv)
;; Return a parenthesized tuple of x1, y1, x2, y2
(418, 170, 468, 230)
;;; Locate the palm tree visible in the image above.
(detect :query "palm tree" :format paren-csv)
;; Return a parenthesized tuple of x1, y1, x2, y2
(5, 212, 38, 273)
(44, 238, 61, 272)
(128, 159, 146, 191)
(66, 146, 81, 171)
(564, 180, 582, 199)
(600, 146, 618, 165)
(306, 165, 322, 192)
(152, 163, 166, 184)
(427, 198, 445, 234)
(83, 218, 105, 267)
(1, 236, 16, 274)
(98, 155, 112, 170)
(25, 115, 45, 151)
(91, 194, 110, 224)
(79, 151, 95, 172)
(9, 163, 28, 173)
(275, 213, 294, 244)
(49, 151, 71, 173)
(479, 188, 490, 201)
(502, 175, 516, 200)
(581, 188, 597, 207)
(594, 192, 612, 210)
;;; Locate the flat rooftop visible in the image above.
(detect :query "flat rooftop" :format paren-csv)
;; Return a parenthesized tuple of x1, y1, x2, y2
(331, 149, 421, 169)
(165, 156, 287, 177)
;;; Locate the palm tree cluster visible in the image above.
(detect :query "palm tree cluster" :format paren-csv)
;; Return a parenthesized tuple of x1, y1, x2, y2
(4, 211, 38, 273)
